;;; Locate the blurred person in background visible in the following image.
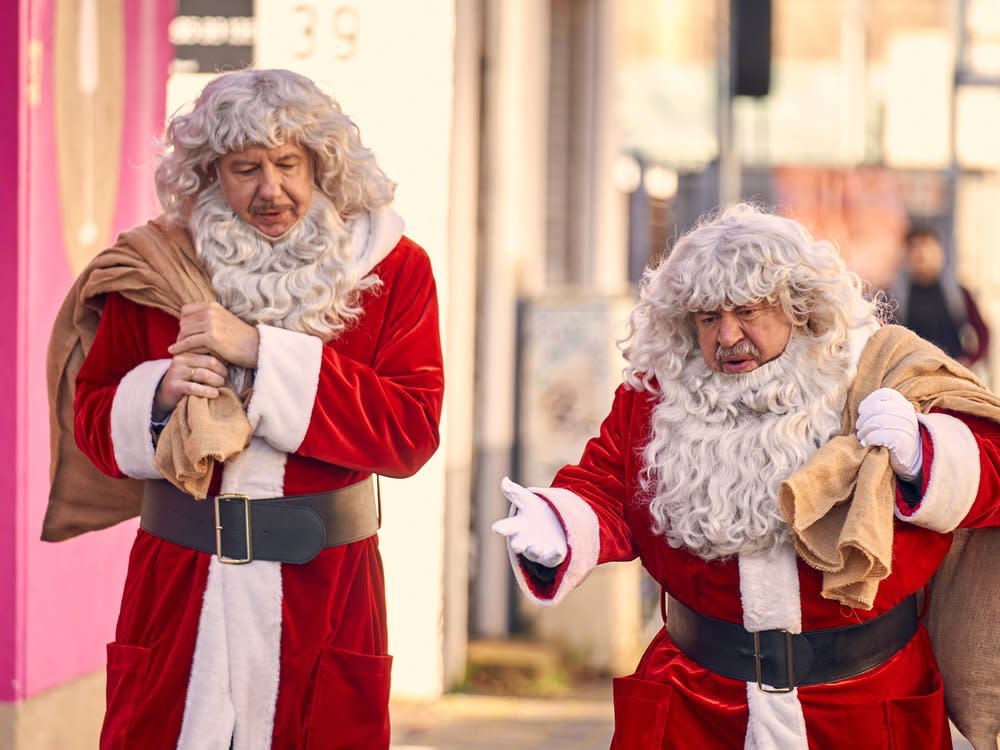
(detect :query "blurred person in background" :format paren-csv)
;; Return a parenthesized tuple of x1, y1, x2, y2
(45, 68, 444, 749)
(493, 204, 1000, 749)
(888, 225, 990, 369)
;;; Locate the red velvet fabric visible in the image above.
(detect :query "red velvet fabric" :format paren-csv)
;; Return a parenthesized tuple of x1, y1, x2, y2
(533, 382, 1000, 748)
(75, 236, 443, 749)
(614, 626, 950, 749)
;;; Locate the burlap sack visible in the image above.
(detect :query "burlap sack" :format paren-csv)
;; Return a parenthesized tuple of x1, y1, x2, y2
(927, 528, 1000, 750)
(781, 326, 1000, 746)
(43, 217, 251, 541)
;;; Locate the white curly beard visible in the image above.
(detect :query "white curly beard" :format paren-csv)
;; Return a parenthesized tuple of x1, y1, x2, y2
(189, 184, 379, 341)
(643, 332, 854, 560)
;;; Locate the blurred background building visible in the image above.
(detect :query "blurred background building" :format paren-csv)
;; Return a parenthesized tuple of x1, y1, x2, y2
(2, 0, 998, 746)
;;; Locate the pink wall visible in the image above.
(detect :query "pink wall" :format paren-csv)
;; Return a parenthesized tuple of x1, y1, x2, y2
(3, 0, 174, 702)
(1, 0, 21, 705)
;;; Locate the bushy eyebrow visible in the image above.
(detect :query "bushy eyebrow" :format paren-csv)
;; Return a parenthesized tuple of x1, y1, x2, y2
(226, 148, 304, 167)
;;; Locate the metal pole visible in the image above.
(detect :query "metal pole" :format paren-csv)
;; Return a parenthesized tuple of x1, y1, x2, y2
(944, 0, 967, 263)
(717, 0, 739, 207)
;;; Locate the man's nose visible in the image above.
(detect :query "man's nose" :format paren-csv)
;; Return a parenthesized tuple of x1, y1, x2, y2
(257, 166, 282, 200)
(717, 315, 743, 346)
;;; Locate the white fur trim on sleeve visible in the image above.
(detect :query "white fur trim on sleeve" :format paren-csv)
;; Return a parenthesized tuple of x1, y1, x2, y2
(110, 359, 171, 479)
(246, 325, 323, 453)
(509, 488, 601, 607)
(895, 412, 980, 532)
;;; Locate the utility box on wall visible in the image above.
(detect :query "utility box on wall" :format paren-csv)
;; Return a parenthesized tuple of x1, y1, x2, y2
(514, 292, 645, 675)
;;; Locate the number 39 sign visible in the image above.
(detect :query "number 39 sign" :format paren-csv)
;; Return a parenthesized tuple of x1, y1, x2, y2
(290, 3, 360, 61)
(255, 1, 361, 71)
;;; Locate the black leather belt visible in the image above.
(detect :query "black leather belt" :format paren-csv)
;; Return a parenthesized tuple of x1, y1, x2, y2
(666, 592, 919, 692)
(140, 477, 380, 565)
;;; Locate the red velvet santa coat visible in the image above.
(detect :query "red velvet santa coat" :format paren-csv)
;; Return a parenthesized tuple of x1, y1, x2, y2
(511, 338, 1000, 749)
(74, 217, 443, 750)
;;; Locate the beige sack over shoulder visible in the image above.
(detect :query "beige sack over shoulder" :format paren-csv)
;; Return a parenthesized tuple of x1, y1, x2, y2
(928, 528, 1000, 750)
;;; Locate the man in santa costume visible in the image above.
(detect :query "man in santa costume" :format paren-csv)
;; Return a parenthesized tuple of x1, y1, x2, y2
(493, 204, 1000, 749)
(46, 69, 443, 749)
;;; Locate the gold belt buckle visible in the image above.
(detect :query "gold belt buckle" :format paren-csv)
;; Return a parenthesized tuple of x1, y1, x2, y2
(754, 630, 796, 693)
(214, 493, 253, 564)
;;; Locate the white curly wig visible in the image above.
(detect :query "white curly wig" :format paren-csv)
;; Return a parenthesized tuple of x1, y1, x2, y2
(621, 203, 884, 559)
(622, 203, 880, 394)
(154, 68, 394, 223)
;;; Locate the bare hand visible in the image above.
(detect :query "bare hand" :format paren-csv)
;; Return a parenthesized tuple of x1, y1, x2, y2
(168, 302, 260, 369)
(153, 352, 230, 418)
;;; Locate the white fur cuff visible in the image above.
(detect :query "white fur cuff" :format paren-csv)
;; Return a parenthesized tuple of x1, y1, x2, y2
(247, 325, 323, 453)
(509, 488, 600, 607)
(895, 412, 980, 532)
(110, 359, 171, 478)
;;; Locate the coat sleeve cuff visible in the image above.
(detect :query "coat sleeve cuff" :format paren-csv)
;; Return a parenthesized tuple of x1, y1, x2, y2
(895, 412, 980, 532)
(110, 359, 171, 479)
(509, 488, 600, 607)
(246, 325, 323, 453)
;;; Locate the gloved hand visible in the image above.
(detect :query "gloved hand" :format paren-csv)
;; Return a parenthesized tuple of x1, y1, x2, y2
(491, 477, 568, 567)
(856, 387, 922, 482)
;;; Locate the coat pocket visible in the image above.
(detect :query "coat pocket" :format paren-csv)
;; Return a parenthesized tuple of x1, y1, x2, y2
(886, 671, 949, 750)
(610, 675, 673, 749)
(100, 643, 152, 750)
(304, 646, 393, 750)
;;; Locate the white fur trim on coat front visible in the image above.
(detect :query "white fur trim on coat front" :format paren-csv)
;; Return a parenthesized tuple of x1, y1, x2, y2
(177, 438, 287, 750)
(349, 207, 404, 277)
(509, 488, 601, 607)
(739, 544, 809, 750)
(896, 412, 980, 532)
(744, 685, 809, 750)
(738, 544, 802, 634)
(847, 319, 879, 366)
(247, 325, 323, 453)
(110, 358, 171, 479)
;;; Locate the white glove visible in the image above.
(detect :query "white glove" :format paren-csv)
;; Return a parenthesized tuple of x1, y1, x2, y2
(856, 387, 923, 482)
(491, 477, 568, 568)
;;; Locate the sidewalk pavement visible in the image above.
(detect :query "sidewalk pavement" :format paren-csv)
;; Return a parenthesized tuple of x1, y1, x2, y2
(390, 683, 613, 750)
(390, 682, 975, 750)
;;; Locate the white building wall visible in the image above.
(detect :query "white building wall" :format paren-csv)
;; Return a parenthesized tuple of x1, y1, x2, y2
(254, 0, 461, 699)
(473, 0, 551, 638)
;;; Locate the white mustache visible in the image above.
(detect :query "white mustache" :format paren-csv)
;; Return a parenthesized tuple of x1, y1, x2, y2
(716, 340, 761, 362)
